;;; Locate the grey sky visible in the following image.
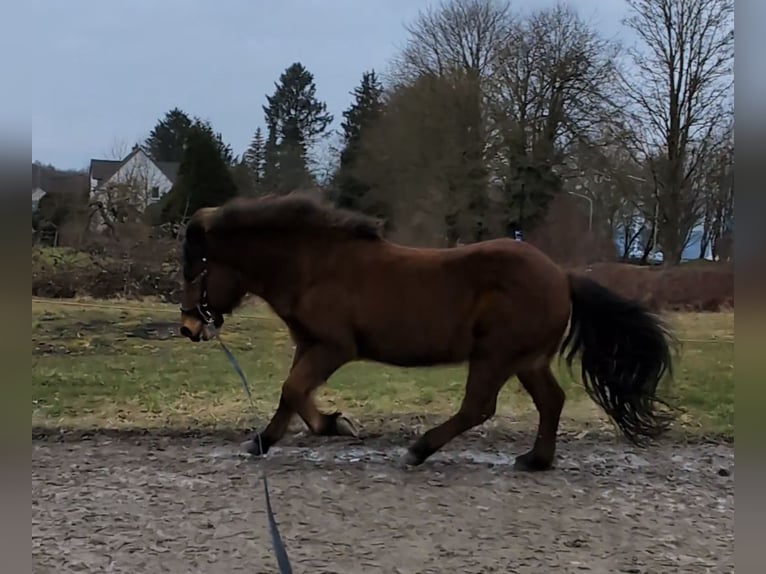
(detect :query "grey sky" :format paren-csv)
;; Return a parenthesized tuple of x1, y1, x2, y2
(29, 0, 631, 170)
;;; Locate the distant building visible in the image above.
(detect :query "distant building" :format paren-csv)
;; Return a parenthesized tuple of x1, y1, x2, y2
(32, 187, 46, 212)
(89, 146, 179, 206)
(88, 146, 180, 231)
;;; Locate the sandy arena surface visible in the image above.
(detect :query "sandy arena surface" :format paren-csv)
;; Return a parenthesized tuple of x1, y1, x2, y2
(32, 430, 733, 573)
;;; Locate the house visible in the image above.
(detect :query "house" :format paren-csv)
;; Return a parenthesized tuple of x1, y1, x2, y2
(89, 146, 179, 207)
(32, 187, 46, 212)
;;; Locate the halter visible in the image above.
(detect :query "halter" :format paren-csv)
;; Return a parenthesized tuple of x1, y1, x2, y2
(179, 257, 215, 325)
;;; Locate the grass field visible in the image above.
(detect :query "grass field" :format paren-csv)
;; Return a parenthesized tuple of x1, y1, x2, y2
(32, 298, 734, 438)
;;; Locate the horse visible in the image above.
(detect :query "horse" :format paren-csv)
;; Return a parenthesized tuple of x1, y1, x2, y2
(178, 192, 675, 471)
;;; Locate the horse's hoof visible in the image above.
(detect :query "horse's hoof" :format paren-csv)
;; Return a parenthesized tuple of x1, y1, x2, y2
(399, 449, 424, 468)
(241, 435, 269, 456)
(336, 414, 359, 438)
(513, 452, 554, 472)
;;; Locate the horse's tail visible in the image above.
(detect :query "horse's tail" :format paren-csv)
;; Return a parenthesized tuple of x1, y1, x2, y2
(560, 272, 677, 445)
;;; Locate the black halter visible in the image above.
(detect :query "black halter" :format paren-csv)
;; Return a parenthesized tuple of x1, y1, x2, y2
(179, 257, 215, 325)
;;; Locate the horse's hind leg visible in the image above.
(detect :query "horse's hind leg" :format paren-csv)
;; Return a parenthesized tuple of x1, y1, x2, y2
(402, 355, 515, 466)
(513, 363, 565, 471)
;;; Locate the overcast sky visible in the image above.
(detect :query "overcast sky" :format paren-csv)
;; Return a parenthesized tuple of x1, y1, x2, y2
(26, 0, 632, 170)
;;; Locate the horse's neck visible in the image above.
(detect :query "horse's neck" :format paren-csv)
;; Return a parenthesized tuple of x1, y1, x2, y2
(246, 237, 323, 311)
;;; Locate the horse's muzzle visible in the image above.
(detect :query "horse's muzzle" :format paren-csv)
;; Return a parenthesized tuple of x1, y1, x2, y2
(180, 316, 215, 342)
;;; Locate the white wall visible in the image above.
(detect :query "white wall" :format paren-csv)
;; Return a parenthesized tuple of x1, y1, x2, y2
(32, 187, 46, 211)
(91, 149, 173, 206)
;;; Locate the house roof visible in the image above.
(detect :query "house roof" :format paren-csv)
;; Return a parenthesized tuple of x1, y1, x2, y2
(89, 159, 123, 181)
(88, 146, 180, 184)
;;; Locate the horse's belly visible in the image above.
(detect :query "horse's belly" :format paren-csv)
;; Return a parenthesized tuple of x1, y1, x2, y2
(353, 320, 471, 367)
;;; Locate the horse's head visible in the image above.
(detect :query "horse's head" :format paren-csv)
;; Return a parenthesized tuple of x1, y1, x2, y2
(179, 209, 246, 342)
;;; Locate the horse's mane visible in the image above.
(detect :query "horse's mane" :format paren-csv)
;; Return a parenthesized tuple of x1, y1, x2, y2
(181, 193, 383, 279)
(202, 192, 383, 241)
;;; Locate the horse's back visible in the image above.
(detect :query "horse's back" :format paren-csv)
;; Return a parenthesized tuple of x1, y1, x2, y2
(444, 238, 570, 323)
(329, 237, 570, 366)
(351, 236, 568, 316)
(402, 237, 565, 292)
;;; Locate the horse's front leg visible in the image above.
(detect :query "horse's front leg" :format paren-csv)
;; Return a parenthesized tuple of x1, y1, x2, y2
(243, 345, 355, 456)
(289, 341, 359, 439)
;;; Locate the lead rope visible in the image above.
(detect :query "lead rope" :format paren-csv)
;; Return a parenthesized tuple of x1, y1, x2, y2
(214, 332, 293, 574)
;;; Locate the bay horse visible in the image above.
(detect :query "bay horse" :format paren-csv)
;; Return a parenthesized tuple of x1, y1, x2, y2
(179, 193, 674, 471)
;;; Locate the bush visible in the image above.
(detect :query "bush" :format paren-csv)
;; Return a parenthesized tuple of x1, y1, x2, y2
(575, 262, 734, 312)
(32, 247, 94, 298)
(32, 242, 182, 302)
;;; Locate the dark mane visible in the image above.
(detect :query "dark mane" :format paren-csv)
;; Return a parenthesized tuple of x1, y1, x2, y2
(207, 192, 383, 241)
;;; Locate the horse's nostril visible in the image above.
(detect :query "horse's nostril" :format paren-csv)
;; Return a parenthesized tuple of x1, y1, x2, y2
(180, 326, 193, 339)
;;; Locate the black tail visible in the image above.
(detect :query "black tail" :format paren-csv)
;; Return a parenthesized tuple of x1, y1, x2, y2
(561, 273, 676, 445)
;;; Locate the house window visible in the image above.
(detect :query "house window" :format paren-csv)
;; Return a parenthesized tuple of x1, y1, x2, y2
(150, 186, 160, 199)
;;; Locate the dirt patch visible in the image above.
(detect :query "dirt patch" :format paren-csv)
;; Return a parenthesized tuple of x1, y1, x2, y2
(126, 321, 180, 340)
(32, 432, 733, 573)
(32, 318, 181, 356)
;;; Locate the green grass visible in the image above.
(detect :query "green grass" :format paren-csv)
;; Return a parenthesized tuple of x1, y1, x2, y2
(31, 298, 734, 437)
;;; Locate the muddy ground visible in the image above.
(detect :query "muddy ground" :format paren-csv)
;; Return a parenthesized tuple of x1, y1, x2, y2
(32, 429, 733, 574)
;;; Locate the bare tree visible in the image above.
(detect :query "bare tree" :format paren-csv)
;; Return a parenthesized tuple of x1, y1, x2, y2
(104, 139, 132, 163)
(358, 0, 625, 247)
(486, 3, 620, 233)
(567, 135, 655, 260)
(698, 115, 734, 260)
(619, 0, 734, 264)
(356, 71, 489, 246)
(393, 0, 512, 83)
(369, 0, 512, 245)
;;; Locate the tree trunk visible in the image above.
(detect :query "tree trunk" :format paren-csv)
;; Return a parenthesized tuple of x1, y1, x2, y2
(639, 219, 655, 264)
(621, 225, 631, 260)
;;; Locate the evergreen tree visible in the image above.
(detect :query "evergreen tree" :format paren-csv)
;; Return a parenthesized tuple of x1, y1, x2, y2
(261, 62, 333, 193)
(216, 138, 235, 166)
(230, 157, 255, 196)
(262, 116, 280, 192)
(243, 127, 266, 190)
(502, 158, 562, 236)
(145, 108, 234, 165)
(335, 70, 384, 211)
(341, 70, 384, 146)
(144, 107, 193, 163)
(160, 120, 238, 222)
(195, 118, 235, 166)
